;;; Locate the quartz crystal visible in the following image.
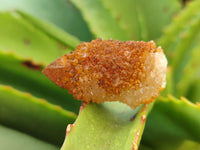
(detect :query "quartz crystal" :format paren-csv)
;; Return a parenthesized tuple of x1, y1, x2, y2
(43, 38, 167, 109)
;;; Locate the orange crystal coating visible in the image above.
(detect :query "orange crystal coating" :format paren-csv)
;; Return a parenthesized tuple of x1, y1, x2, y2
(43, 38, 167, 109)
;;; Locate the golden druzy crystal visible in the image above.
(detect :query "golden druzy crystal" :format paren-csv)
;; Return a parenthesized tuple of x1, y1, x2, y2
(43, 38, 167, 109)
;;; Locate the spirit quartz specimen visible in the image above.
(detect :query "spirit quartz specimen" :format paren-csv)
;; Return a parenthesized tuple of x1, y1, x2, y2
(43, 38, 167, 109)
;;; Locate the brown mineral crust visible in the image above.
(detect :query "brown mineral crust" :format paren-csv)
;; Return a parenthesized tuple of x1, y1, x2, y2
(43, 38, 164, 104)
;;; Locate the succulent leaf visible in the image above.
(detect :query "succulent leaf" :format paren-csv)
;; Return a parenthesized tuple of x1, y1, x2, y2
(0, 0, 92, 41)
(0, 125, 58, 150)
(70, 0, 130, 40)
(71, 0, 180, 41)
(140, 140, 200, 150)
(186, 79, 200, 103)
(0, 11, 80, 65)
(159, 0, 200, 56)
(1, 0, 200, 150)
(159, 0, 200, 97)
(0, 51, 81, 112)
(142, 95, 200, 149)
(176, 39, 200, 97)
(0, 84, 76, 146)
(16, 10, 81, 49)
(100, 0, 181, 40)
(61, 102, 154, 150)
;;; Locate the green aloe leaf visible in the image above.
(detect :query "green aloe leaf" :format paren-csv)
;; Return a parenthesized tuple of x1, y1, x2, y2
(61, 102, 154, 150)
(0, 125, 58, 150)
(100, 0, 181, 40)
(173, 140, 200, 150)
(141, 95, 200, 149)
(71, 0, 180, 41)
(0, 0, 92, 41)
(0, 11, 80, 65)
(0, 51, 81, 112)
(16, 10, 81, 49)
(186, 79, 200, 103)
(140, 140, 200, 150)
(0, 84, 76, 146)
(176, 39, 200, 98)
(158, 0, 200, 95)
(70, 0, 129, 40)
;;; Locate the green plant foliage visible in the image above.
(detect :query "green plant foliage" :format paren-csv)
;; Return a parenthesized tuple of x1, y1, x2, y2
(174, 140, 200, 150)
(140, 140, 200, 150)
(159, 0, 200, 97)
(176, 41, 200, 97)
(0, 84, 76, 146)
(0, 48, 80, 113)
(0, 0, 93, 41)
(70, 0, 130, 40)
(142, 95, 200, 149)
(16, 10, 81, 49)
(0, 0, 200, 150)
(186, 79, 200, 103)
(100, 0, 181, 40)
(0, 125, 58, 150)
(0, 11, 80, 65)
(61, 102, 153, 150)
(71, 0, 181, 41)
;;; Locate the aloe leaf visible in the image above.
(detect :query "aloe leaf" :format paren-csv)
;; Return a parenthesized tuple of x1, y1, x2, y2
(0, 51, 81, 112)
(140, 140, 200, 150)
(0, 0, 92, 41)
(141, 95, 200, 149)
(16, 10, 81, 49)
(171, 17, 200, 85)
(0, 84, 76, 146)
(186, 79, 200, 103)
(158, 0, 200, 98)
(0, 125, 58, 150)
(174, 140, 200, 150)
(139, 145, 153, 150)
(0, 11, 80, 65)
(61, 102, 153, 150)
(159, 0, 200, 57)
(176, 38, 200, 97)
(70, 0, 129, 41)
(100, 0, 181, 41)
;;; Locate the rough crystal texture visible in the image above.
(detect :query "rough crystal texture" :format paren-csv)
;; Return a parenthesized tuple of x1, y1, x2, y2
(43, 38, 167, 109)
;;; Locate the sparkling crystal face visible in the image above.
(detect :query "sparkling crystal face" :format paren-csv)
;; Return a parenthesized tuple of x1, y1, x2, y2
(43, 38, 167, 109)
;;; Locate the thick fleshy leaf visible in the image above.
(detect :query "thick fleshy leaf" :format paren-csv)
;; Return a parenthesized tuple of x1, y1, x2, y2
(61, 102, 154, 150)
(70, 0, 129, 40)
(159, 0, 200, 57)
(0, 11, 81, 65)
(100, 0, 181, 40)
(140, 140, 200, 150)
(16, 10, 81, 49)
(186, 79, 200, 103)
(174, 140, 200, 150)
(0, 125, 58, 150)
(176, 40, 200, 97)
(158, 0, 200, 94)
(71, 0, 180, 41)
(141, 95, 200, 149)
(0, 51, 81, 113)
(0, 84, 76, 146)
(0, 0, 92, 41)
